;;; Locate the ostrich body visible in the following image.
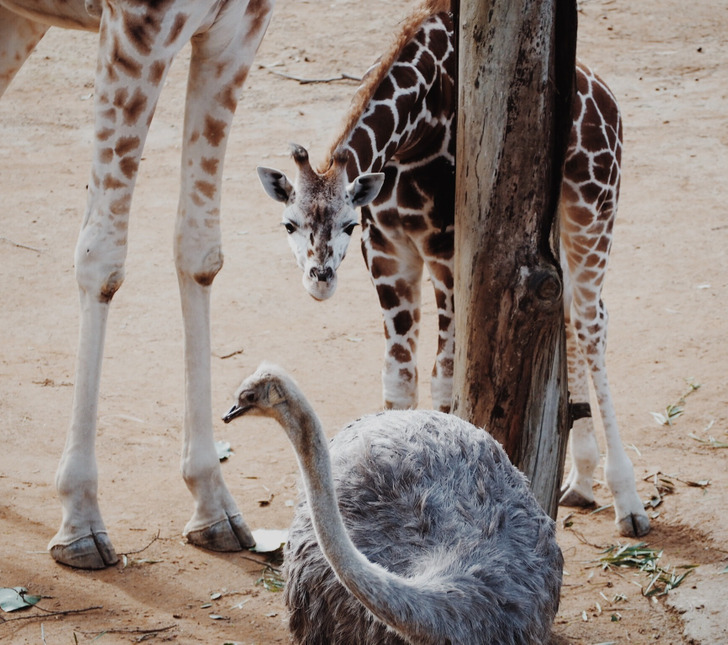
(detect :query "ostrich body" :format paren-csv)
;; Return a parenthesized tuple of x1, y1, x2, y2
(224, 364, 563, 645)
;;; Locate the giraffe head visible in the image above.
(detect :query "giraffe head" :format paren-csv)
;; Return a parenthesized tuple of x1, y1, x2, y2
(257, 144, 384, 301)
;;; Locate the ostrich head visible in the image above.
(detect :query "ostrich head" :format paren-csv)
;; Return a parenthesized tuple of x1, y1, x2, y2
(222, 363, 291, 423)
(257, 144, 384, 301)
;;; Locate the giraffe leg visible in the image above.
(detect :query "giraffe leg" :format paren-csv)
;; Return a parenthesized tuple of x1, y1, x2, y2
(176, 2, 272, 551)
(0, 8, 48, 98)
(587, 327, 650, 537)
(557, 64, 647, 535)
(363, 216, 424, 410)
(48, 2, 188, 569)
(48, 0, 272, 568)
(570, 284, 650, 537)
(426, 256, 455, 413)
(560, 304, 600, 507)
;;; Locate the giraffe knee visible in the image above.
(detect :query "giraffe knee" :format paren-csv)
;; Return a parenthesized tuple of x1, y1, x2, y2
(74, 241, 126, 303)
(177, 247, 224, 286)
(77, 265, 125, 303)
(98, 269, 125, 302)
(193, 248, 224, 286)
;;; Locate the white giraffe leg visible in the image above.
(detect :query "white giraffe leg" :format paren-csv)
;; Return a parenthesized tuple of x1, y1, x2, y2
(50, 295, 118, 568)
(48, 2, 198, 569)
(560, 302, 600, 506)
(176, 0, 272, 550)
(0, 8, 48, 98)
(565, 255, 650, 537)
(589, 344, 650, 537)
(48, 0, 272, 567)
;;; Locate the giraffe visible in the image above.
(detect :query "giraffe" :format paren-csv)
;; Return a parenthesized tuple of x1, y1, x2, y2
(0, 0, 274, 568)
(257, 0, 651, 537)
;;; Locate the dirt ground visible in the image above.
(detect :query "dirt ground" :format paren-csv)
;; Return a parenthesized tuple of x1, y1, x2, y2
(1, 0, 727, 643)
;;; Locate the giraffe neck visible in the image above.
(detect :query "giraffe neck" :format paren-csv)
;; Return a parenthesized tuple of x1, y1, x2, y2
(321, 0, 456, 180)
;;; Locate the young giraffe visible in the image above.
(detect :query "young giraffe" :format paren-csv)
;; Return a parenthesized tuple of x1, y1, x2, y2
(0, 0, 274, 568)
(258, 0, 650, 537)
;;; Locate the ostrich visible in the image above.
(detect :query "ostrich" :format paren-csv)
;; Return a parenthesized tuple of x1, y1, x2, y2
(223, 363, 563, 645)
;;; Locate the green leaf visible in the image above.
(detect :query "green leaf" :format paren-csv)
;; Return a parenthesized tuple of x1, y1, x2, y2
(688, 432, 728, 449)
(256, 565, 285, 592)
(0, 587, 41, 612)
(597, 543, 695, 596)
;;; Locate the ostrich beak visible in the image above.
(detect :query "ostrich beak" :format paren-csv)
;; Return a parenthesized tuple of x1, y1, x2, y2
(222, 388, 260, 423)
(222, 403, 249, 424)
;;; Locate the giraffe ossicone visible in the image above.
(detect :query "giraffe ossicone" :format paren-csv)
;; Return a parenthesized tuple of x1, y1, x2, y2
(1, 0, 274, 568)
(259, 0, 650, 538)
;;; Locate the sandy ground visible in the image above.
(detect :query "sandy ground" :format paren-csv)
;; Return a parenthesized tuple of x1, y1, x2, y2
(1, 0, 727, 643)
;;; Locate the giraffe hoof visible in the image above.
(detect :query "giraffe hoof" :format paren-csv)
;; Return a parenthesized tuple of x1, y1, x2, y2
(617, 512, 651, 538)
(185, 513, 255, 552)
(559, 486, 596, 508)
(49, 532, 119, 569)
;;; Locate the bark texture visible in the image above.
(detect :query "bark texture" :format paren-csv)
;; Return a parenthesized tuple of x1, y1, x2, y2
(452, 0, 577, 517)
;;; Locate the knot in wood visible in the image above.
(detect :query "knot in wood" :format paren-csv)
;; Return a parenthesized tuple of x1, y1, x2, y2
(528, 268, 562, 311)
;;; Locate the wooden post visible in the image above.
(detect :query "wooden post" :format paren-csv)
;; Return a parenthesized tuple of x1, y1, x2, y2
(452, 0, 577, 517)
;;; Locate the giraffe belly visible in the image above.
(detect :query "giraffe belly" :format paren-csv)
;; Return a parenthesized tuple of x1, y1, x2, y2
(0, 0, 99, 30)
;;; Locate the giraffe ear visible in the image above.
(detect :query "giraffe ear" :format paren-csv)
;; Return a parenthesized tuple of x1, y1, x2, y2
(347, 172, 385, 207)
(257, 167, 295, 203)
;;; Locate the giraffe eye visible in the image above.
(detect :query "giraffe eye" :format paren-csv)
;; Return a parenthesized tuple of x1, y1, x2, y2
(343, 223, 358, 236)
(283, 222, 297, 234)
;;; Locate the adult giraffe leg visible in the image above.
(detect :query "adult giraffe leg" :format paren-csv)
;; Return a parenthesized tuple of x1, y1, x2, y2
(48, 0, 236, 568)
(0, 8, 48, 98)
(176, 0, 272, 551)
(49, 11, 178, 570)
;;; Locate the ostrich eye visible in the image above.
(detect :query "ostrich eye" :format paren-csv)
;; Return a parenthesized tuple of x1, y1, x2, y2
(283, 222, 297, 234)
(343, 223, 358, 236)
(241, 389, 258, 405)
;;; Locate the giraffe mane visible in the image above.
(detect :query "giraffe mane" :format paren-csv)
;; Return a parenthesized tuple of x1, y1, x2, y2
(318, 0, 452, 174)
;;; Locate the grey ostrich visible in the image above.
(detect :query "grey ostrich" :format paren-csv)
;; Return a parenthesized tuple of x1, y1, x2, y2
(223, 364, 563, 645)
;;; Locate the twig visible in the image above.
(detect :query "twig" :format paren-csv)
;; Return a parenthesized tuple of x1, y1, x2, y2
(259, 65, 361, 85)
(0, 236, 43, 253)
(650, 378, 701, 426)
(219, 348, 245, 359)
(119, 529, 161, 557)
(563, 525, 606, 550)
(1, 605, 103, 623)
(643, 470, 711, 489)
(239, 553, 273, 566)
(79, 625, 175, 637)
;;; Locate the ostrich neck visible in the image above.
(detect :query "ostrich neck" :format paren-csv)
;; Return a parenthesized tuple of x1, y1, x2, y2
(278, 398, 440, 644)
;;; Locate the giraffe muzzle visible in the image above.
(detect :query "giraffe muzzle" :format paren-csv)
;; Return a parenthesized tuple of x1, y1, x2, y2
(309, 266, 334, 283)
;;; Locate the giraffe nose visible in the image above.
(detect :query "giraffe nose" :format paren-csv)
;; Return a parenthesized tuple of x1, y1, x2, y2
(310, 266, 334, 283)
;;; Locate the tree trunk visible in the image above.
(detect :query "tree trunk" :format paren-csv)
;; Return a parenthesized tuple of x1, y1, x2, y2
(452, 0, 577, 518)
